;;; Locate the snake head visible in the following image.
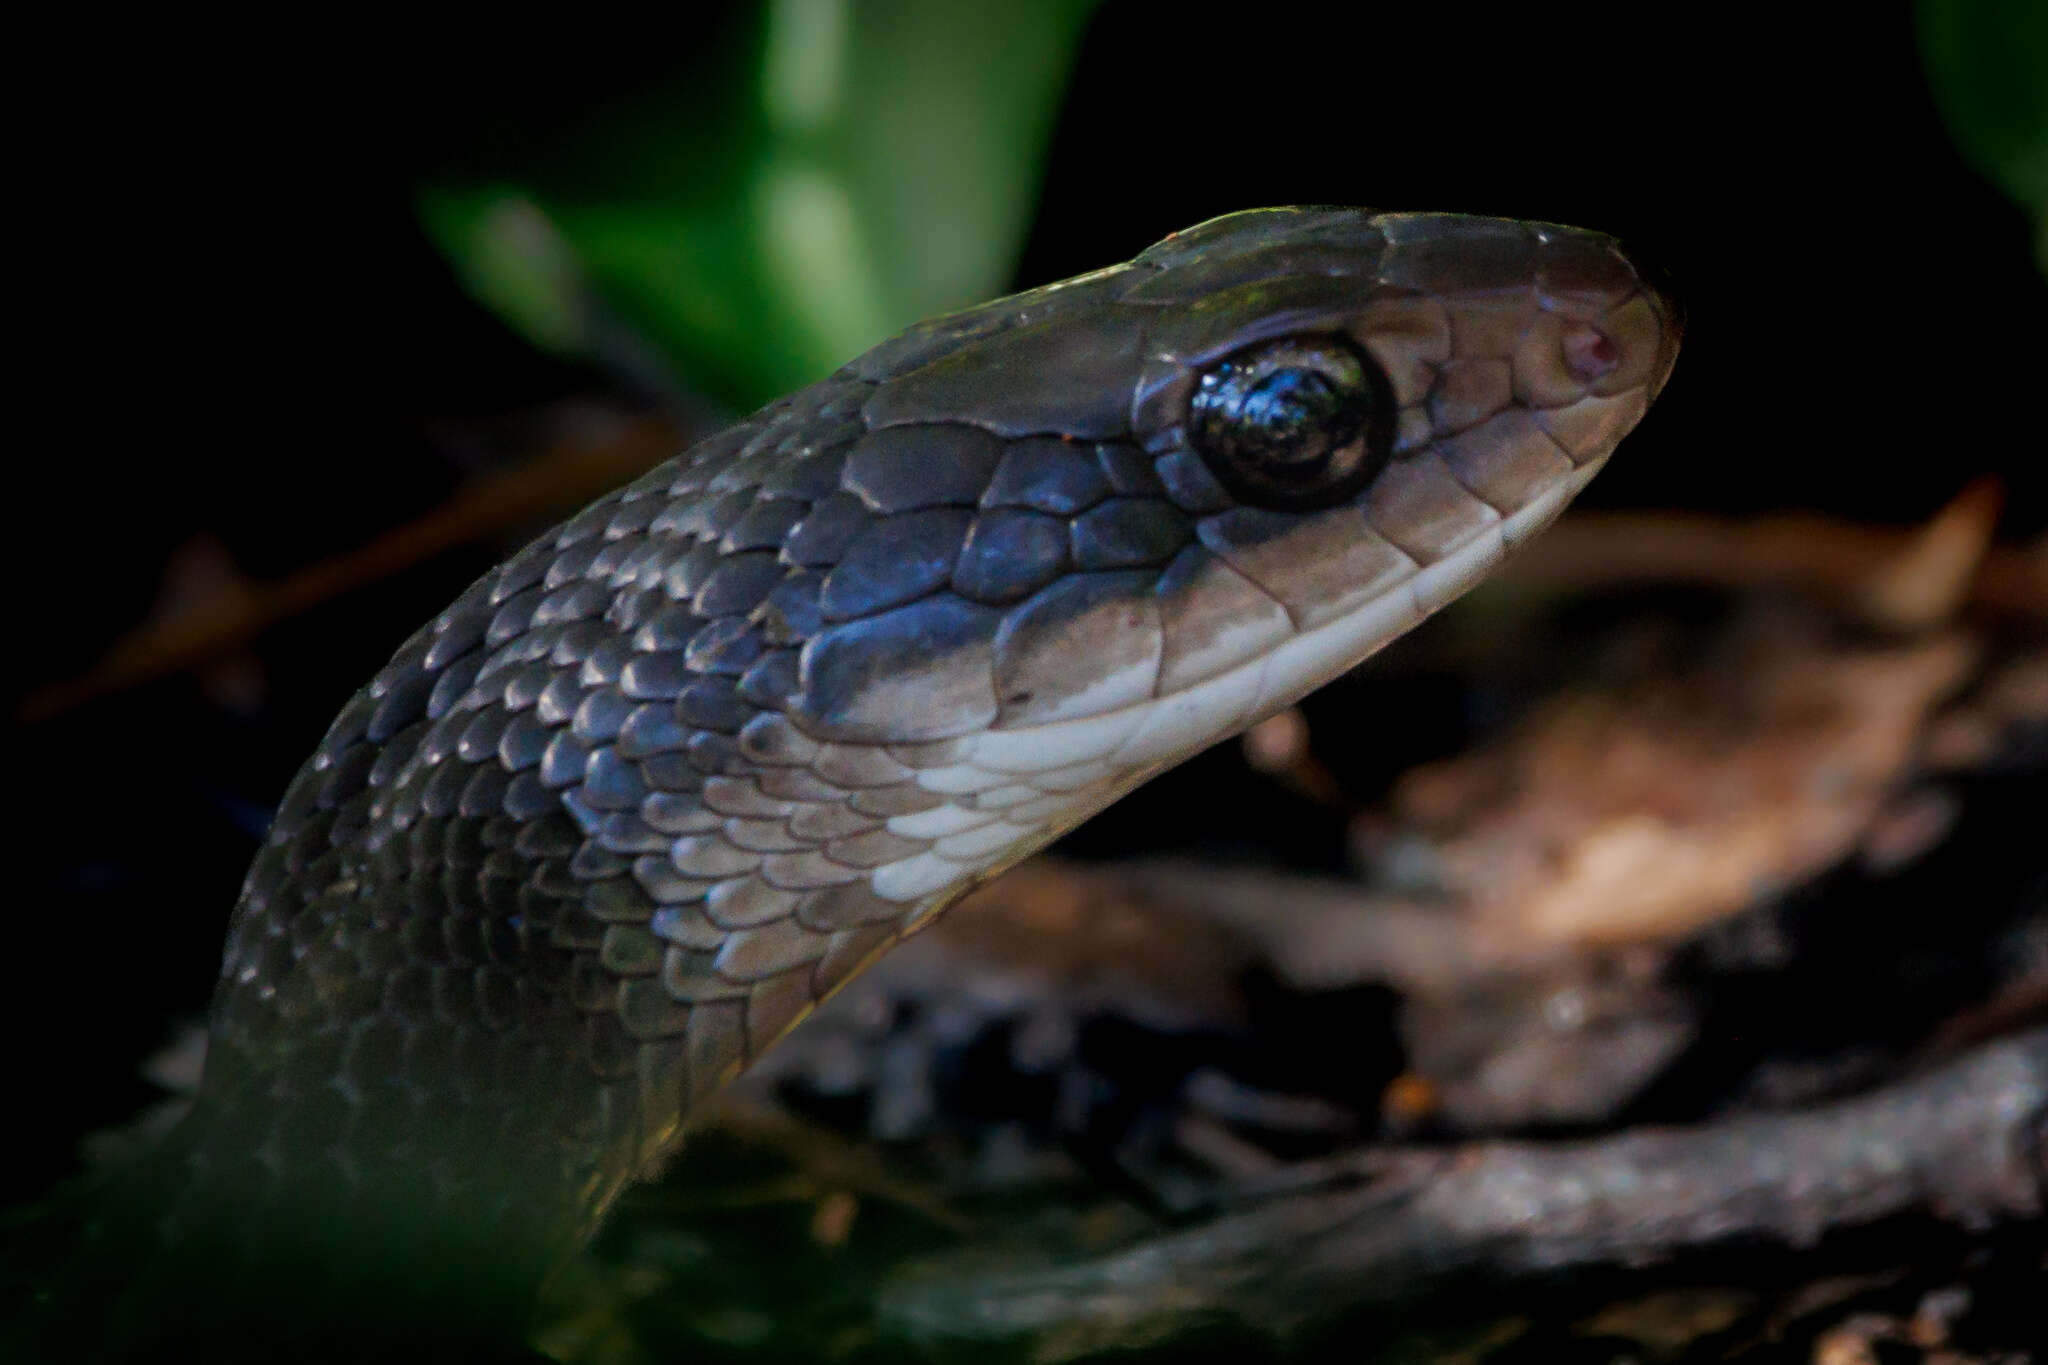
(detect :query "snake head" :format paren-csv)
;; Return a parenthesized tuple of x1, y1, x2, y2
(790, 207, 1681, 790)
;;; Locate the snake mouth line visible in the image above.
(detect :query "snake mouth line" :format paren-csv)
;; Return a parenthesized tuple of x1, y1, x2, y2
(861, 455, 1606, 907)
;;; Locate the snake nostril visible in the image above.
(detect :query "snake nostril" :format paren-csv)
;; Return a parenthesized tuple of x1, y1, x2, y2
(1562, 325, 1620, 382)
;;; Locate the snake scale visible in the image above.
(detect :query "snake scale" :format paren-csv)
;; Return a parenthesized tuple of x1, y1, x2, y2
(11, 207, 1680, 1360)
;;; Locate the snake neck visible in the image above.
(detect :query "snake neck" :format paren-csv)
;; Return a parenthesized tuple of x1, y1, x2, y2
(8, 1082, 588, 1361)
(19, 788, 651, 1356)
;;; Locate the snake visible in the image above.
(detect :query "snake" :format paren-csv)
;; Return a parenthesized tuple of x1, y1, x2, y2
(12, 206, 1680, 1360)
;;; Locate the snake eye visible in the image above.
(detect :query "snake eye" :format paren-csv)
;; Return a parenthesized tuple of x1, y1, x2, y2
(1188, 336, 1394, 510)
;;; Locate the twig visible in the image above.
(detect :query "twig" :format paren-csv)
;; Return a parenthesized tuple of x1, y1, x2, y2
(13, 408, 685, 724)
(1110, 862, 1531, 995)
(879, 1029, 2048, 1356)
(687, 1098, 980, 1236)
(1506, 502, 2046, 624)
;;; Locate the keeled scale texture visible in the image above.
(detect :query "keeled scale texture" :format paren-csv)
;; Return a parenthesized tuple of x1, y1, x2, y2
(182, 306, 1212, 1323)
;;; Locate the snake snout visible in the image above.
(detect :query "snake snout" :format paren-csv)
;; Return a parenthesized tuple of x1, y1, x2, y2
(1617, 235, 1685, 328)
(1527, 223, 1684, 407)
(1616, 237, 1685, 398)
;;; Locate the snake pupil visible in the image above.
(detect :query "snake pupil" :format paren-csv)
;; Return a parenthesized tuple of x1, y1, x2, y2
(1238, 368, 1351, 467)
(1189, 335, 1393, 510)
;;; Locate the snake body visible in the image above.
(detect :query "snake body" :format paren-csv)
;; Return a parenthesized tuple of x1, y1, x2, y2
(20, 207, 1678, 1358)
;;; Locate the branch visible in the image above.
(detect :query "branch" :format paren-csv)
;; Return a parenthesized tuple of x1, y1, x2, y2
(1508, 495, 2045, 627)
(14, 407, 684, 724)
(879, 1029, 2048, 1356)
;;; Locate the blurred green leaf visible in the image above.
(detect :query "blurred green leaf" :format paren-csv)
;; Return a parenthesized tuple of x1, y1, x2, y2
(1916, 0, 2048, 272)
(419, 0, 1099, 409)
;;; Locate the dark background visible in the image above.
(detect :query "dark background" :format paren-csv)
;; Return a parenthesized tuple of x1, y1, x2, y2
(8, 4, 2042, 1203)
